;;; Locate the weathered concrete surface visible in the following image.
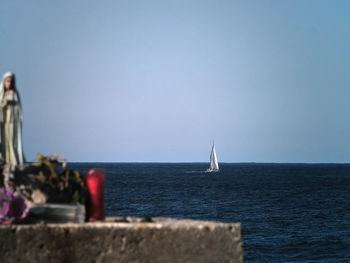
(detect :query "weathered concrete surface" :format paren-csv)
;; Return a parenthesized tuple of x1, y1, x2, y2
(0, 217, 243, 263)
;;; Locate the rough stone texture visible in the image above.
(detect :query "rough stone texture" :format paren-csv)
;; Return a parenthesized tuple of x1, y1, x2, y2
(0, 217, 243, 263)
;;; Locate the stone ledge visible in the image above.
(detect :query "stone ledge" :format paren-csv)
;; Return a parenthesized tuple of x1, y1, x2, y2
(0, 217, 243, 263)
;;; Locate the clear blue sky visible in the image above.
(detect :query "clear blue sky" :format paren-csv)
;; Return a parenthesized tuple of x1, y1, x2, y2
(1, 0, 349, 162)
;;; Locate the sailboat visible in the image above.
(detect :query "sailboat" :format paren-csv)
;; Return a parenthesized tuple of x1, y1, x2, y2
(206, 143, 219, 173)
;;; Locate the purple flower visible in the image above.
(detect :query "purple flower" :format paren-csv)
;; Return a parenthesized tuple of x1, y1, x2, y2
(0, 187, 28, 224)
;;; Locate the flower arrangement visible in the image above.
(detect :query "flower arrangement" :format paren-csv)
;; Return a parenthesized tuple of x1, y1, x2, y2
(36, 153, 87, 204)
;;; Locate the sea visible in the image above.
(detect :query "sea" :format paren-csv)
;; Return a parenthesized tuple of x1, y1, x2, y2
(69, 162, 350, 262)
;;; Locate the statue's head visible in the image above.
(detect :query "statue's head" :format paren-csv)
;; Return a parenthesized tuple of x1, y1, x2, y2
(3, 72, 16, 91)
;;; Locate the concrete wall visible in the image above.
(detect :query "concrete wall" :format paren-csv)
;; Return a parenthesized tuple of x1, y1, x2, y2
(0, 217, 243, 263)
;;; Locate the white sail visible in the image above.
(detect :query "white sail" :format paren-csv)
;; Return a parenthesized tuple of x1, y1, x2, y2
(210, 144, 219, 171)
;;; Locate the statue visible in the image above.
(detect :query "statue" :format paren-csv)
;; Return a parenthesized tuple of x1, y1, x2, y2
(0, 72, 25, 167)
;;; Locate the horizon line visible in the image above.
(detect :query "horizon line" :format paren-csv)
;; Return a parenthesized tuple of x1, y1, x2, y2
(64, 161, 350, 165)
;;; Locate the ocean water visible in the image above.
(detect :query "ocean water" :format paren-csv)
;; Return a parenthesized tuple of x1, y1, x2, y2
(69, 163, 350, 262)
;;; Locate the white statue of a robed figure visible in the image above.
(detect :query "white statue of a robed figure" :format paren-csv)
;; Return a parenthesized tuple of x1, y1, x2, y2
(0, 72, 25, 166)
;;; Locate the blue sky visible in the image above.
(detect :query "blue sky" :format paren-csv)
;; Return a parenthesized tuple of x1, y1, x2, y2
(1, 0, 349, 162)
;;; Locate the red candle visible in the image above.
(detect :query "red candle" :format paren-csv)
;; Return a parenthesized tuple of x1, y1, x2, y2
(86, 169, 105, 222)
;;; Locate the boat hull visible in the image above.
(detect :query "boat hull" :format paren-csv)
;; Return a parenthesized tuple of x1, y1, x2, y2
(205, 168, 219, 173)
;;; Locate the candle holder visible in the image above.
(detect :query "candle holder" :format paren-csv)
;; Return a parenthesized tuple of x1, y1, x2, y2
(86, 169, 105, 222)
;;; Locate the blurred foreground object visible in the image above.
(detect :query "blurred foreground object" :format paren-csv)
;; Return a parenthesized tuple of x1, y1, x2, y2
(1, 153, 87, 208)
(0, 72, 25, 166)
(0, 218, 243, 263)
(26, 203, 85, 224)
(86, 169, 105, 221)
(0, 187, 28, 224)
